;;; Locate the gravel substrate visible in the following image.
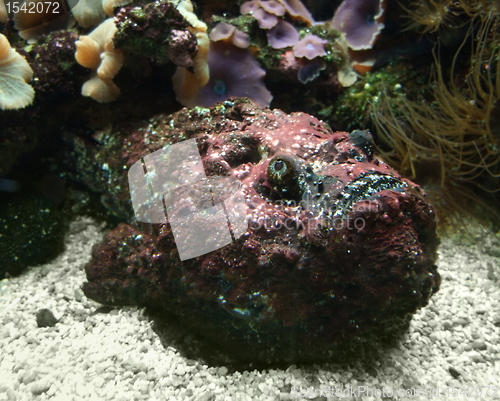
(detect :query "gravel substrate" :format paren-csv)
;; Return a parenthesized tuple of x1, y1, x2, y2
(1, 216, 499, 401)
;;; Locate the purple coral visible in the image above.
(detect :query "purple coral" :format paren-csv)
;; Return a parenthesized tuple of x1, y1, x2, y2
(181, 42, 272, 108)
(331, 0, 386, 50)
(260, 0, 286, 16)
(231, 30, 250, 48)
(266, 19, 299, 49)
(293, 34, 327, 59)
(240, 0, 260, 14)
(252, 8, 278, 29)
(209, 22, 236, 41)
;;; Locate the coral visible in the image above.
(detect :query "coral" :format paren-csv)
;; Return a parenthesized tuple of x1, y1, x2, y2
(13, 0, 73, 42)
(173, 42, 272, 108)
(331, 0, 386, 50)
(175, 0, 210, 87)
(260, 0, 285, 16)
(0, 0, 6, 23)
(240, 0, 260, 15)
(230, 29, 251, 48)
(292, 34, 327, 59)
(0, 33, 34, 110)
(71, 0, 132, 28)
(209, 22, 250, 48)
(169, 0, 210, 107)
(252, 8, 278, 29)
(81, 98, 440, 363)
(276, 0, 314, 25)
(75, 18, 124, 102)
(266, 19, 299, 48)
(297, 59, 325, 83)
(209, 21, 236, 41)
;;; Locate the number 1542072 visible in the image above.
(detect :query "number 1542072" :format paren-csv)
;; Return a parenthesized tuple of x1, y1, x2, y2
(5, 2, 61, 14)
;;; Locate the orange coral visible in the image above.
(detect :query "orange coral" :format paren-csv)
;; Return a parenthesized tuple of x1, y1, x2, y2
(75, 18, 124, 102)
(0, 33, 35, 110)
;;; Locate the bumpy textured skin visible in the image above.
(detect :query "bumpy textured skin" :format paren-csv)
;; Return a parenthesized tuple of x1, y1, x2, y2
(83, 98, 440, 363)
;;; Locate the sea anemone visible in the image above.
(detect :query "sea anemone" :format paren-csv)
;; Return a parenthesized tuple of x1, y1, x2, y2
(75, 18, 124, 102)
(331, 0, 386, 50)
(173, 41, 272, 108)
(399, 0, 461, 34)
(267, 19, 299, 49)
(0, 33, 35, 110)
(293, 34, 327, 59)
(372, 15, 500, 203)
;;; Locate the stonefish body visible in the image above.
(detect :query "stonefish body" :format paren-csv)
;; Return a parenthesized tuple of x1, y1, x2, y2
(82, 98, 440, 363)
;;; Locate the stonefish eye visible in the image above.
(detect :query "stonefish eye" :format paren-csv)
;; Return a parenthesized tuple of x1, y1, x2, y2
(267, 155, 295, 185)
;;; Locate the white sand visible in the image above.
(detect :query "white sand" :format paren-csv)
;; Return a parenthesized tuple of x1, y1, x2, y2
(0, 216, 499, 401)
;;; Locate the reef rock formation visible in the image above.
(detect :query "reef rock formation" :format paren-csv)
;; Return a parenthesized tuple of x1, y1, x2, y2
(82, 98, 440, 363)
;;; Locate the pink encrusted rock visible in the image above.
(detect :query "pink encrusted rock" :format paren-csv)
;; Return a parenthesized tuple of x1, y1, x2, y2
(82, 98, 440, 364)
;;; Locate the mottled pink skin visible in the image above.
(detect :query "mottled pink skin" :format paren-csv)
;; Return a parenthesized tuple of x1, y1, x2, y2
(83, 98, 440, 363)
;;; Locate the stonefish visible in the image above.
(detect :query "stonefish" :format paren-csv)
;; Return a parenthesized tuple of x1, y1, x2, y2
(82, 98, 440, 363)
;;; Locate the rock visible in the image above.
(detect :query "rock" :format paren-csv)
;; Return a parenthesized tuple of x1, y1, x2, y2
(448, 366, 460, 378)
(82, 99, 440, 363)
(0, 192, 66, 279)
(30, 379, 51, 395)
(473, 340, 487, 351)
(36, 309, 58, 327)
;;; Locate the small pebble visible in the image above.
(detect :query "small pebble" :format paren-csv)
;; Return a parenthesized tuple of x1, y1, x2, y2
(473, 340, 487, 350)
(30, 379, 51, 395)
(36, 309, 58, 328)
(448, 367, 460, 378)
